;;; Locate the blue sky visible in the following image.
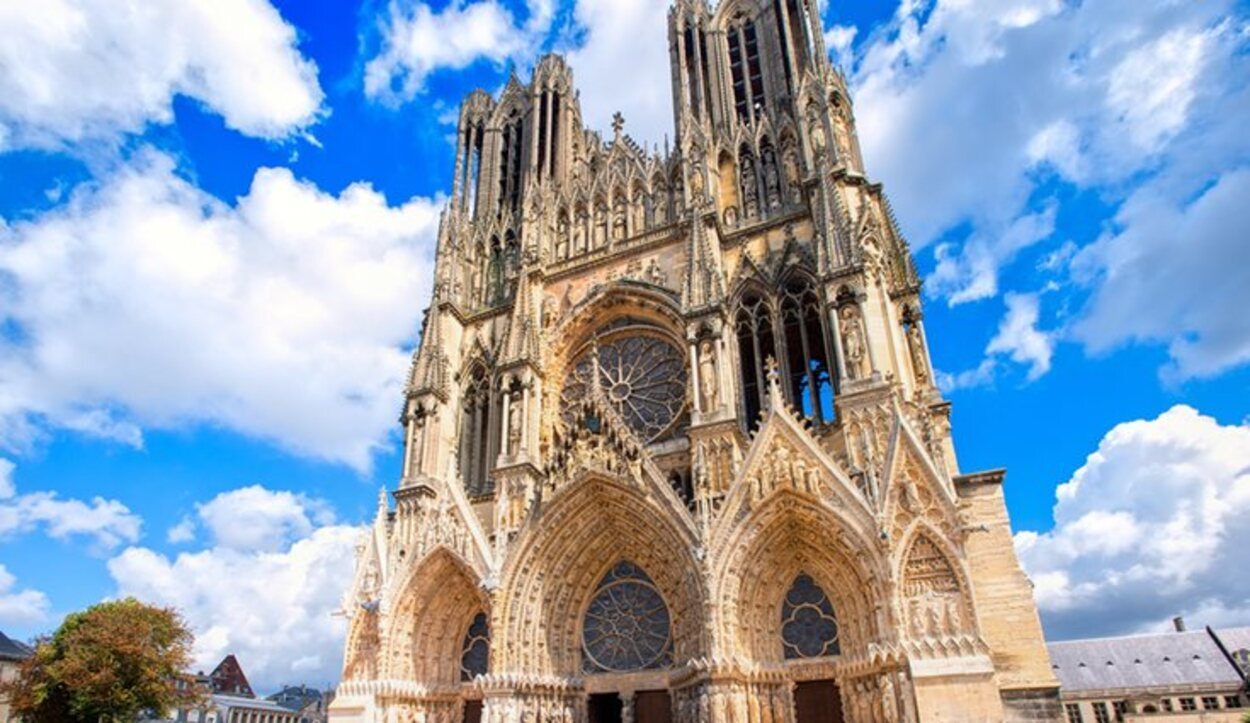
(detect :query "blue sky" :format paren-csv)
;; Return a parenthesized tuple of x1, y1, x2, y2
(1, 0, 1249, 693)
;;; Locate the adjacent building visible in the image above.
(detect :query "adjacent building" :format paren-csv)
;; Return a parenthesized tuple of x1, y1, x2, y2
(330, 0, 1060, 720)
(1050, 624, 1250, 723)
(268, 685, 332, 723)
(144, 655, 304, 723)
(0, 631, 33, 723)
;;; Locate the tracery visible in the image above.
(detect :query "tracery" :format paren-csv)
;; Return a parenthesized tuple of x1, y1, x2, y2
(460, 612, 490, 681)
(581, 561, 673, 673)
(781, 574, 840, 659)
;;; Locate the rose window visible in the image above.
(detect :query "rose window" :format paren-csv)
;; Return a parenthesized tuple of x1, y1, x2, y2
(560, 329, 686, 443)
(581, 561, 672, 673)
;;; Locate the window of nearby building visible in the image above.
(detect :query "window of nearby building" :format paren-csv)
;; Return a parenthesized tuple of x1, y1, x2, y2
(1201, 696, 1219, 710)
(1179, 697, 1197, 711)
(1161, 698, 1173, 712)
(1065, 703, 1084, 723)
(1113, 700, 1128, 721)
(1225, 695, 1243, 708)
(1092, 701, 1111, 723)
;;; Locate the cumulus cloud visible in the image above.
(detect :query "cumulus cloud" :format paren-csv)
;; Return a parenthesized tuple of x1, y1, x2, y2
(364, 0, 556, 105)
(564, 0, 675, 146)
(0, 458, 142, 551)
(935, 291, 1053, 391)
(0, 150, 441, 470)
(1015, 405, 1250, 639)
(0, 563, 50, 628)
(849, 0, 1237, 303)
(109, 486, 360, 691)
(0, 0, 323, 148)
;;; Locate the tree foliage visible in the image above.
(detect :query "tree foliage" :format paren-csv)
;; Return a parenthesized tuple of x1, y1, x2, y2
(0, 597, 198, 722)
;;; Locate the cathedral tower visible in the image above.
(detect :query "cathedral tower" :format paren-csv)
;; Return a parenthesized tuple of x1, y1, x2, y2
(331, 3, 1060, 722)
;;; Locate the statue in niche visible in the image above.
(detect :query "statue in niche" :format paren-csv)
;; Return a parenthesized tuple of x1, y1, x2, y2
(573, 209, 587, 254)
(612, 196, 627, 241)
(840, 305, 868, 379)
(810, 117, 827, 155)
(832, 110, 853, 165)
(654, 192, 669, 225)
(740, 155, 759, 219)
(556, 215, 569, 259)
(594, 203, 607, 247)
(782, 147, 800, 197)
(762, 150, 781, 210)
(699, 339, 719, 411)
(906, 322, 929, 384)
(507, 392, 522, 455)
(542, 295, 557, 330)
(645, 258, 667, 286)
(690, 166, 704, 201)
(633, 190, 646, 231)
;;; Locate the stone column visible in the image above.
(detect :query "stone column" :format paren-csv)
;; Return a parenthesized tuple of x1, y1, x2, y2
(620, 691, 636, 723)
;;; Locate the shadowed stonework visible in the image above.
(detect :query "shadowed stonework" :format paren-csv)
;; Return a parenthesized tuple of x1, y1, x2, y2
(329, 1, 1060, 720)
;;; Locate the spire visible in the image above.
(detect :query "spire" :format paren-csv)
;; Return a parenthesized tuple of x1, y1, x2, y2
(407, 296, 450, 401)
(501, 254, 542, 368)
(681, 204, 725, 311)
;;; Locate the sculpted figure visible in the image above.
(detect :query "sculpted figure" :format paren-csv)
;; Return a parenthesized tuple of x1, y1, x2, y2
(740, 155, 759, 219)
(699, 339, 719, 410)
(507, 393, 522, 455)
(907, 322, 929, 383)
(841, 306, 868, 379)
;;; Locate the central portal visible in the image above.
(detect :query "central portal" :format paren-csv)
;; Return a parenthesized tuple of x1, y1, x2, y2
(588, 693, 622, 723)
(794, 680, 844, 723)
(586, 691, 673, 723)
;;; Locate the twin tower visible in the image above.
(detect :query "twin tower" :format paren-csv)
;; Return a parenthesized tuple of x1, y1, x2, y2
(331, 1, 1061, 721)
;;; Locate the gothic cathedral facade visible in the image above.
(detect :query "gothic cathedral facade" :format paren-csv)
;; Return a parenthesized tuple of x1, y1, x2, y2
(330, 1, 1060, 721)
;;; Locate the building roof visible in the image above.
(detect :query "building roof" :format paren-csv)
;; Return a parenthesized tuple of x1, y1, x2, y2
(268, 684, 324, 710)
(214, 693, 297, 713)
(1048, 627, 1250, 694)
(210, 654, 255, 698)
(0, 630, 33, 661)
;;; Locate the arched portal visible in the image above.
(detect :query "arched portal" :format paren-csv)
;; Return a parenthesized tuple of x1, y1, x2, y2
(384, 547, 489, 684)
(494, 476, 706, 678)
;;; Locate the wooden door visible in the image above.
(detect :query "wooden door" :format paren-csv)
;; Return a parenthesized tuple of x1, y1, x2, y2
(634, 690, 673, 723)
(794, 680, 844, 723)
(463, 699, 483, 723)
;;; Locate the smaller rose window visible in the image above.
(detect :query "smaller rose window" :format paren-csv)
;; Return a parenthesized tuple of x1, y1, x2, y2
(781, 574, 840, 659)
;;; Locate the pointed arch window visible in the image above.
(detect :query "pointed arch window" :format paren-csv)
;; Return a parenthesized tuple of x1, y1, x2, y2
(780, 276, 834, 423)
(781, 574, 840, 659)
(459, 611, 490, 681)
(734, 288, 776, 430)
(734, 275, 835, 431)
(582, 561, 672, 673)
(460, 365, 495, 496)
(727, 17, 766, 121)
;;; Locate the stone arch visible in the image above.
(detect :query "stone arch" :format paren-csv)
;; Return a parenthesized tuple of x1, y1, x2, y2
(714, 491, 886, 663)
(383, 546, 489, 684)
(341, 608, 380, 682)
(493, 476, 707, 676)
(894, 525, 977, 642)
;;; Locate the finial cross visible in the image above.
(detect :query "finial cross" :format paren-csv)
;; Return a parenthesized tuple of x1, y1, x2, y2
(611, 111, 625, 137)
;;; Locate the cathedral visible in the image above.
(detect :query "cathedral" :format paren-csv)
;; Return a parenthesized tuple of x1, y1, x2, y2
(330, 1, 1060, 721)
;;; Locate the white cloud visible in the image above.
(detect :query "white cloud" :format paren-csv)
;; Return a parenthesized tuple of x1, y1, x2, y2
(0, 458, 142, 551)
(825, 24, 859, 70)
(0, 563, 50, 628)
(364, 0, 556, 106)
(848, 0, 1237, 303)
(563, 0, 674, 146)
(197, 485, 335, 553)
(109, 486, 360, 692)
(1072, 167, 1250, 381)
(1016, 405, 1250, 639)
(167, 516, 197, 545)
(986, 292, 1053, 380)
(0, 0, 324, 148)
(0, 150, 441, 470)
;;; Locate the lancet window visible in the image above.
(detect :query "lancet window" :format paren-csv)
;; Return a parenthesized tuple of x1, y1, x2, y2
(734, 275, 835, 431)
(582, 561, 672, 673)
(460, 121, 483, 215)
(781, 574, 840, 659)
(727, 16, 766, 120)
(459, 365, 495, 496)
(459, 612, 490, 681)
(498, 114, 523, 215)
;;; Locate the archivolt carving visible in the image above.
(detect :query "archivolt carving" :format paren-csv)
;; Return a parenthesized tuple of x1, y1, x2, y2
(713, 492, 887, 662)
(342, 608, 380, 682)
(898, 533, 970, 642)
(494, 477, 707, 676)
(383, 548, 489, 684)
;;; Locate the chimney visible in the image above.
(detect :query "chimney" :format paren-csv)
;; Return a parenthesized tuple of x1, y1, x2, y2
(1173, 616, 1186, 632)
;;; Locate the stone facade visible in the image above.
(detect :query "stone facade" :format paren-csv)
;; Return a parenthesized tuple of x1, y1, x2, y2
(329, 1, 1060, 720)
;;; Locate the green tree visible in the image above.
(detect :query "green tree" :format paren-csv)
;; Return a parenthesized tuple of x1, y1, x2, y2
(0, 597, 198, 722)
